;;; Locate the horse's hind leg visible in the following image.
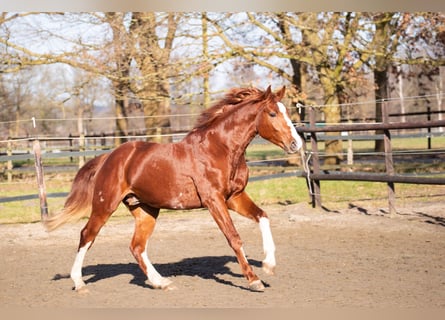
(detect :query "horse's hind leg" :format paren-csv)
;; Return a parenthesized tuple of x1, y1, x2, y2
(71, 187, 122, 292)
(70, 238, 92, 291)
(70, 210, 113, 291)
(127, 203, 174, 290)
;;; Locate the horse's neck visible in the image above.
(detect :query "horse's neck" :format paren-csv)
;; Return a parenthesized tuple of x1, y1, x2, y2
(185, 105, 259, 157)
(215, 106, 258, 156)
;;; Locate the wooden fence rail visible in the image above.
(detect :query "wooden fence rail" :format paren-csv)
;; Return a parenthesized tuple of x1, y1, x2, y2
(295, 106, 445, 215)
(2, 109, 445, 214)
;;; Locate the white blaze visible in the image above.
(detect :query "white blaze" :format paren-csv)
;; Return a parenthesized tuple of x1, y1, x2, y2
(277, 102, 303, 150)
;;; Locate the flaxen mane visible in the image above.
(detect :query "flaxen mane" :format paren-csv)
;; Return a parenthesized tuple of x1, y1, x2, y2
(193, 87, 267, 130)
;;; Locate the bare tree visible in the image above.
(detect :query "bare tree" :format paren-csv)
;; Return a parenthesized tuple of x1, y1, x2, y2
(1, 12, 183, 144)
(129, 12, 179, 143)
(207, 12, 445, 163)
(2, 12, 444, 149)
(207, 12, 367, 165)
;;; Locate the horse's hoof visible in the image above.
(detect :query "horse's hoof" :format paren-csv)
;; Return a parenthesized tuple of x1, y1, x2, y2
(73, 280, 88, 293)
(249, 280, 265, 292)
(262, 262, 275, 275)
(74, 286, 90, 295)
(152, 278, 175, 290)
(163, 284, 178, 291)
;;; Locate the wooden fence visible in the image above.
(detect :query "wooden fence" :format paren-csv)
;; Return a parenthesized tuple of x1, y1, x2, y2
(0, 130, 187, 179)
(1, 107, 445, 215)
(295, 106, 445, 215)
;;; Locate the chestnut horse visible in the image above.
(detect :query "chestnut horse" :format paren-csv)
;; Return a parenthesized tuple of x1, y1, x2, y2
(44, 86, 303, 292)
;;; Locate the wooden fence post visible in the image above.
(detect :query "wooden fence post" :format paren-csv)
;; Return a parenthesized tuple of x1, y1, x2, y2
(6, 140, 12, 182)
(427, 105, 432, 149)
(382, 100, 396, 215)
(69, 133, 74, 163)
(308, 107, 322, 208)
(31, 117, 48, 220)
(78, 110, 86, 168)
(33, 138, 48, 220)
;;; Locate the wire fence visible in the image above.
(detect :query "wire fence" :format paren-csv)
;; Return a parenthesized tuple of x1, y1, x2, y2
(1, 92, 443, 142)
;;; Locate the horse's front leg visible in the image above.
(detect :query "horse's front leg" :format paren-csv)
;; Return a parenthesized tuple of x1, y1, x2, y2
(206, 196, 265, 292)
(227, 191, 276, 275)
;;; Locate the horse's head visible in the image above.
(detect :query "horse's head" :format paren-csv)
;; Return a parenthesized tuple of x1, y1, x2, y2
(256, 86, 303, 154)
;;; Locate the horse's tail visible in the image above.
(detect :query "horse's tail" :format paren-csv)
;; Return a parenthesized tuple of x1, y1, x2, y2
(43, 153, 109, 232)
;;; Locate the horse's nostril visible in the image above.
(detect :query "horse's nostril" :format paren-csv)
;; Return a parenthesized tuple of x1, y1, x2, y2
(288, 139, 301, 153)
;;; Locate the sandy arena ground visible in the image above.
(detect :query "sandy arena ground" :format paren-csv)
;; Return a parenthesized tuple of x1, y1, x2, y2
(0, 201, 444, 308)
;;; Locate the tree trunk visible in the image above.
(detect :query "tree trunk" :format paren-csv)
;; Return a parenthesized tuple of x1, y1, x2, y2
(372, 13, 394, 152)
(114, 91, 129, 146)
(131, 12, 177, 143)
(288, 58, 306, 122)
(374, 68, 389, 152)
(143, 81, 171, 144)
(105, 12, 131, 146)
(323, 92, 343, 166)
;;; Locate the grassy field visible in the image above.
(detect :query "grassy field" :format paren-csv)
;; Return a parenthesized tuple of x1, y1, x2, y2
(1, 135, 444, 224)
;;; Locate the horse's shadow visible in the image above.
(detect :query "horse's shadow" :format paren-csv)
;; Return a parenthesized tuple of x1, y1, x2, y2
(52, 255, 266, 291)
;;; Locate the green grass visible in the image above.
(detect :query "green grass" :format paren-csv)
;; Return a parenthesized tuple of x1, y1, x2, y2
(246, 177, 444, 207)
(245, 177, 309, 205)
(1, 174, 444, 224)
(246, 143, 286, 160)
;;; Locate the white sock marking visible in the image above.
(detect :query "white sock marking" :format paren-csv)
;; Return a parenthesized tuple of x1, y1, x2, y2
(70, 241, 92, 290)
(141, 251, 172, 288)
(259, 217, 276, 267)
(277, 102, 303, 150)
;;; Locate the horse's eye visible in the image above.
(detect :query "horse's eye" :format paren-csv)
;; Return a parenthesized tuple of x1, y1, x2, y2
(269, 111, 277, 118)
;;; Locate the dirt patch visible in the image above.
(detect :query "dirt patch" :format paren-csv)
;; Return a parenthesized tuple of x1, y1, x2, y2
(0, 201, 444, 308)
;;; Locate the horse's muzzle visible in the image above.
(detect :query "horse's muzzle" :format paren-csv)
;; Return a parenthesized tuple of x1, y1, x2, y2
(286, 139, 302, 154)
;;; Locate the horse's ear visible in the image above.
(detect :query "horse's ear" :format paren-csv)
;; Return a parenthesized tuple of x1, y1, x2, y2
(264, 85, 272, 98)
(276, 86, 286, 101)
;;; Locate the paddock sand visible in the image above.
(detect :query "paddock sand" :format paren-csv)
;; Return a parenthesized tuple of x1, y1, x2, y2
(0, 201, 444, 308)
